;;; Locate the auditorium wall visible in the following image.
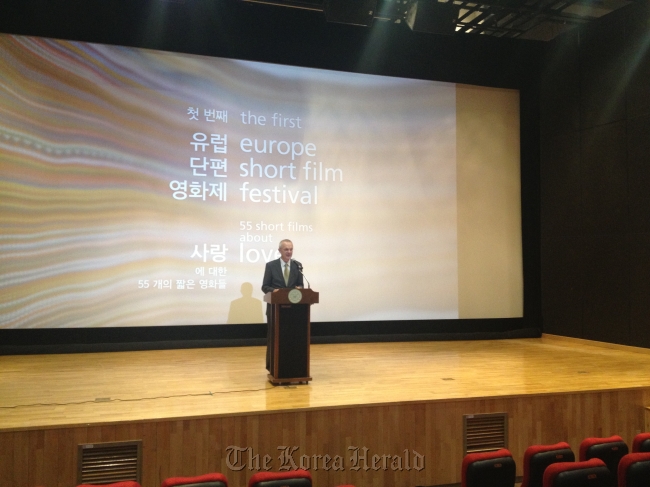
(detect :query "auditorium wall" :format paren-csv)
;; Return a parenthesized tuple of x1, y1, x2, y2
(540, 1, 650, 348)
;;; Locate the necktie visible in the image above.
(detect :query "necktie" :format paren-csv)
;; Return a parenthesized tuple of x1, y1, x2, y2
(283, 262, 289, 286)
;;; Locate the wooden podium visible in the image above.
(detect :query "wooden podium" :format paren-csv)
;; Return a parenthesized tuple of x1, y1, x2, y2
(264, 288, 319, 385)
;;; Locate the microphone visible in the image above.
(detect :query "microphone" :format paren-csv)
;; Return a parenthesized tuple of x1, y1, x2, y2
(292, 260, 310, 289)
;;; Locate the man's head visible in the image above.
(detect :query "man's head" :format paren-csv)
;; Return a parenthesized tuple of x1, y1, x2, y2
(278, 239, 293, 262)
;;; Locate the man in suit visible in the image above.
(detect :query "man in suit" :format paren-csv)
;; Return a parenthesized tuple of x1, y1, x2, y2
(261, 239, 304, 371)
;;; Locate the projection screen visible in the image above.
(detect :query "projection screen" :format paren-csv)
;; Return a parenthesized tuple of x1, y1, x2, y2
(0, 33, 522, 328)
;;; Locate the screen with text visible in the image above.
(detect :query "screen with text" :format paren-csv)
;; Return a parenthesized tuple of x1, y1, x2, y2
(0, 33, 523, 328)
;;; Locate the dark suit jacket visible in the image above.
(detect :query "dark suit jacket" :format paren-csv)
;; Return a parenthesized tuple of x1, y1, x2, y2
(261, 258, 304, 295)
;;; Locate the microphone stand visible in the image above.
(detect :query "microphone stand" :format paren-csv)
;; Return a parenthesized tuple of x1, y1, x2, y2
(294, 261, 310, 289)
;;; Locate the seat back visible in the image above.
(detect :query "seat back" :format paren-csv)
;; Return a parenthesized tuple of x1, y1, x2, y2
(580, 436, 628, 486)
(631, 433, 650, 453)
(543, 458, 612, 487)
(462, 449, 516, 487)
(618, 452, 650, 487)
(248, 470, 312, 487)
(522, 442, 575, 487)
(162, 473, 228, 487)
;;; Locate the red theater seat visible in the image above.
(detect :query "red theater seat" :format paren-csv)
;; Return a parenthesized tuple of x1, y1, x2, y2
(462, 449, 516, 487)
(248, 470, 312, 487)
(543, 458, 611, 487)
(162, 473, 228, 487)
(631, 433, 650, 453)
(580, 435, 628, 486)
(521, 442, 575, 487)
(618, 452, 650, 487)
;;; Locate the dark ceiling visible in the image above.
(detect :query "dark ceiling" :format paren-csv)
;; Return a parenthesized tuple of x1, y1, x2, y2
(241, 0, 635, 40)
(0, 0, 636, 47)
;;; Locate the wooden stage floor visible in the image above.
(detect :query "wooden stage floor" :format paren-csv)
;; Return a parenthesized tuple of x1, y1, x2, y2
(2, 334, 650, 487)
(2, 334, 650, 431)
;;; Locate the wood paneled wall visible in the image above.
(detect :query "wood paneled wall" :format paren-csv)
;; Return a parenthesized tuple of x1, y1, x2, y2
(2, 388, 649, 487)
